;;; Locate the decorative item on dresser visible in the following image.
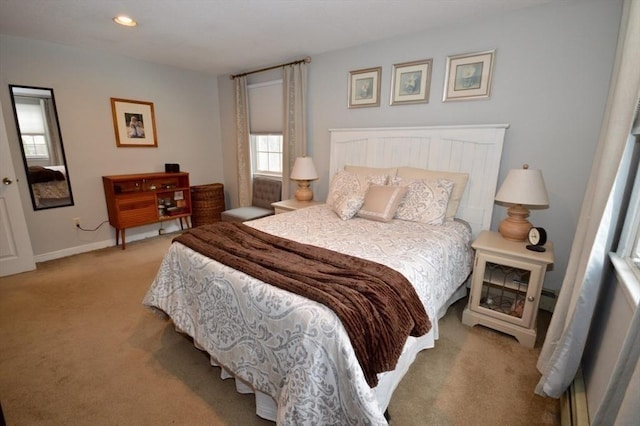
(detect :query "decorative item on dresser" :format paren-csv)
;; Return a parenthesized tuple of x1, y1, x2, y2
(494, 164, 549, 241)
(462, 230, 554, 347)
(102, 172, 191, 249)
(289, 156, 318, 201)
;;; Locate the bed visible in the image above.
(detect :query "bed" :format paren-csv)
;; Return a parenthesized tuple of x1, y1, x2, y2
(143, 124, 508, 424)
(27, 165, 71, 207)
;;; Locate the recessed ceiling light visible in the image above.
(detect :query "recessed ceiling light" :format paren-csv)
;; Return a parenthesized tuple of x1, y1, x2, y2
(113, 15, 137, 27)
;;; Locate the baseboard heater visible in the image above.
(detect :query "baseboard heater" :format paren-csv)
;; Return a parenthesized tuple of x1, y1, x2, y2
(561, 366, 589, 425)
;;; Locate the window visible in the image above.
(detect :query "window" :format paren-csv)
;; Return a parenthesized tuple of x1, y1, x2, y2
(248, 79, 283, 178)
(611, 119, 640, 303)
(616, 135, 640, 280)
(15, 97, 50, 160)
(251, 134, 283, 177)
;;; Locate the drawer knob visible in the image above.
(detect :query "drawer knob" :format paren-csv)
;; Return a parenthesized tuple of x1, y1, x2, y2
(527, 296, 535, 302)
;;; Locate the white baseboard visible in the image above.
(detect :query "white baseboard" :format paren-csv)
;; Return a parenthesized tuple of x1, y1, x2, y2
(561, 366, 589, 426)
(34, 223, 182, 263)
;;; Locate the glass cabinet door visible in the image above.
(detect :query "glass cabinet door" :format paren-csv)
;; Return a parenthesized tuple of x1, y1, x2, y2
(470, 252, 544, 328)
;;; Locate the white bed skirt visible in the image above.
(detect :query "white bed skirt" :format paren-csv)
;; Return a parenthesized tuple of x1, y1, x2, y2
(200, 284, 467, 422)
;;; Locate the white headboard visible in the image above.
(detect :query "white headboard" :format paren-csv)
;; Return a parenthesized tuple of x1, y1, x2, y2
(329, 124, 509, 238)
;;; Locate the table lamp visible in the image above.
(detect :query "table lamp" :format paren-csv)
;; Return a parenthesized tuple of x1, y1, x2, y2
(290, 156, 318, 201)
(494, 164, 549, 241)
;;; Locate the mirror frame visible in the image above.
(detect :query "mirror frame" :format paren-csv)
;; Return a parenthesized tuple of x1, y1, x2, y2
(8, 84, 74, 210)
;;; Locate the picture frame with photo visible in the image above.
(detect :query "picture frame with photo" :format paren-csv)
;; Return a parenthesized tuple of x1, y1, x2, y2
(443, 49, 496, 102)
(348, 67, 382, 108)
(110, 98, 158, 147)
(390, 59, 432, 105)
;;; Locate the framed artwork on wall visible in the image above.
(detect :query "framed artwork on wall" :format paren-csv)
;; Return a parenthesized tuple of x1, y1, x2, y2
(390, 58, 432, 105)
(110, 98, 158, 147)
(443, 49, 496, 102)
(348, 67, 382, 108)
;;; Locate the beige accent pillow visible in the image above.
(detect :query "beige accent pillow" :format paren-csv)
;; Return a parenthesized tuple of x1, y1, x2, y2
(357, 184, 408, 222)
(326, 170, 387, 220)
(396, 167, 469, 220)
(391, 177, 454, 225)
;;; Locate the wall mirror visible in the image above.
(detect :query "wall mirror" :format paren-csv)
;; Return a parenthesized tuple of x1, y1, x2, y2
(9, 85, 74, 210)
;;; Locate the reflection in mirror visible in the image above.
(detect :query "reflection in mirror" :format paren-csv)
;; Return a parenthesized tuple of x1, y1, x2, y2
(9, 85, 74, 210)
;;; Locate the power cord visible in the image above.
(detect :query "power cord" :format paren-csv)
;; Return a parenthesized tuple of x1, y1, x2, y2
(76, 220, 109, 232)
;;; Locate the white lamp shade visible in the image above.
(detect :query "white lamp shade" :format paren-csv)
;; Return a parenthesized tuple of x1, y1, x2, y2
(290, 157, 318, 180)
(495, 167, 549, 206)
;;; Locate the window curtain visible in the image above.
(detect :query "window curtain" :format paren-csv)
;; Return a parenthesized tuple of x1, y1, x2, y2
(234, 75, 252, 207)
(282, 62, 308, 200)
(535, 0, 640, 404)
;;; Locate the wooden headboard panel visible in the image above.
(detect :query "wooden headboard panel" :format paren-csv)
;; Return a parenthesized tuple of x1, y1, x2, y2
(329, 124, 509, 238)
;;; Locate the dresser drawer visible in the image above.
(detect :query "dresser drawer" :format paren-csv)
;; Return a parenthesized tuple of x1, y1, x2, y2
(115, 194, 157, 227)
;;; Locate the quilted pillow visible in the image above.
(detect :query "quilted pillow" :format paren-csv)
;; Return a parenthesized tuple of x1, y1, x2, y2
(357, 184, 408, 222)
(391, 177, 454, 225)
(326, 171, 387, 219)
(396, 167, 469, 220)
(333, 192, 365, 220)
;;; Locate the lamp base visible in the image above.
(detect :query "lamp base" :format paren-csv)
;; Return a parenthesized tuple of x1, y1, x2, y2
(498, 204, 532, 242)
(294, 180, 313, 202)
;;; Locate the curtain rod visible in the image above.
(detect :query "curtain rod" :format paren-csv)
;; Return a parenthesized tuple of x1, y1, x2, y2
(230, 56, 311, 80)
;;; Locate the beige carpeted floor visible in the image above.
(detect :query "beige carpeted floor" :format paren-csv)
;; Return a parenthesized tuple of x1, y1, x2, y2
(0, 232, 560, 425)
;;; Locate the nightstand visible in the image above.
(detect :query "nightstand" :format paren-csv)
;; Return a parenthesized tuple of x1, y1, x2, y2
(271, 199, 323, 214)
(462, 230, 554, 348)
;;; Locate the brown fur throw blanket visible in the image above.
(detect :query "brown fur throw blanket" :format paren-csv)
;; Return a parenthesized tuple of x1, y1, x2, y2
(173, 222, 431, 387)
(28, 166, 65, 183)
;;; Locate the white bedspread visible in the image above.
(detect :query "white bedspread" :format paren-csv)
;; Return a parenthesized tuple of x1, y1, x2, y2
(143, 205, 473, 424)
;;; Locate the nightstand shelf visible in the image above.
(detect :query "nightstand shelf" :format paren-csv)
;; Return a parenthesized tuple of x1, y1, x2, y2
(462, 230, 554, 347)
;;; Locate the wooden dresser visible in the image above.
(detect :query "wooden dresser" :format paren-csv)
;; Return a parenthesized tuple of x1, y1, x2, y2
(102, 172, 191, 249)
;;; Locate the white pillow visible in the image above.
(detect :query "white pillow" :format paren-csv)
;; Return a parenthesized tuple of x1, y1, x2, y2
(357, 184, 408, 222)
(392, 177, 454, 225)
(326, 171, 387, 220)
(396, 167, 468, 220)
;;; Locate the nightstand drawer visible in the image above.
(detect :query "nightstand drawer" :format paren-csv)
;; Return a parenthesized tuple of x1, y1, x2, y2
(116, 194, 158, 227)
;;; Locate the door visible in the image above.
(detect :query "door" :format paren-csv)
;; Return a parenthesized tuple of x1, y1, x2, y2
(0, 101, 35, 276)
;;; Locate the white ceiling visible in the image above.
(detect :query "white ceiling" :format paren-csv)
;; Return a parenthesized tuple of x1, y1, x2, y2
(0, 0, 561, 77)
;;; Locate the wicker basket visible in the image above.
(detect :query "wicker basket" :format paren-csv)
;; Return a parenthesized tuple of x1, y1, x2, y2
(190, 183, 225, 227)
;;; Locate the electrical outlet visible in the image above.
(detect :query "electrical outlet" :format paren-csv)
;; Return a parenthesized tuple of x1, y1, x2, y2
(72, 217, 80, 227)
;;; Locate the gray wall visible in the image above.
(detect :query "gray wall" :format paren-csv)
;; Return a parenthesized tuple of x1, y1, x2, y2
(0, 35, 224, 258)
(0, 0, 623, 293)
(219, 0, 622, 293)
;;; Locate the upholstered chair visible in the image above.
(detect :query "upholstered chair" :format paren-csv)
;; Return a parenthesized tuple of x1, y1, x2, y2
(220, 177, 282, 222)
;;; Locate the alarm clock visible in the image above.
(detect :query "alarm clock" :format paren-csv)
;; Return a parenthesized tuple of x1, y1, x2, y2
(526, 227, 547, 252)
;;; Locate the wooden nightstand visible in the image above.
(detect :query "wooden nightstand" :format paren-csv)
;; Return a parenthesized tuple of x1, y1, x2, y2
(271, 199, 323, 214)
(462, 230, 554, 348)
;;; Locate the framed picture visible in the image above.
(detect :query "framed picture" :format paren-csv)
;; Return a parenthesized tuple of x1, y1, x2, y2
(443, 49, 495, 102)
(348, 67, 382, 108)
(110, 98, 158, 147)
(390, 59, 433, 105)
